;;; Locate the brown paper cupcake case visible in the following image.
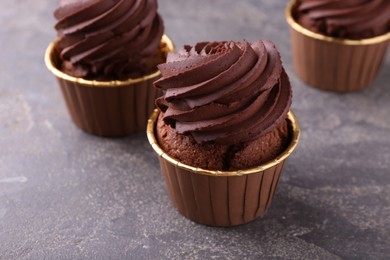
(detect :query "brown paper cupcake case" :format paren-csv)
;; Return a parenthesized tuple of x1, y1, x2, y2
(147, 110, 301, 227)
(45, 35, 175, 137)
(286, 1, 390, 92)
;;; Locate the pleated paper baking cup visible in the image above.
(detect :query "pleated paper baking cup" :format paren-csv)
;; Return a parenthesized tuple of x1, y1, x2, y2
(45, 35, 175, 137)
(286, 1, 390, 92)
(147, 110, 300, 227)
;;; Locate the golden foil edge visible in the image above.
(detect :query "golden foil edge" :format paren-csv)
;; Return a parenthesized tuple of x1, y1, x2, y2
(147, 109, 301, 177)
(44, 34, 175, 87)
(285, 1, 390, 46)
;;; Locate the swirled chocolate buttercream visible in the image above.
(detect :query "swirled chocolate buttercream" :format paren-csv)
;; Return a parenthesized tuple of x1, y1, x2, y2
(155, 40, 292, 145)
(54, 0, 164, 79)
(293, 0, 390, 39)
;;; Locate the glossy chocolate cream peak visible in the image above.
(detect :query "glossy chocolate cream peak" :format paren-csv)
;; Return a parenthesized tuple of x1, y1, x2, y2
(54, 0, 164, 79)
(293, 0, 390, 39)
(154, 41, 292, 145)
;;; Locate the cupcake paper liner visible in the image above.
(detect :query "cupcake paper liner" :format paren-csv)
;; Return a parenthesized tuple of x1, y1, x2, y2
(147, 109, 300, 227)
(286, 1, 390, 92)
(45, 35, 174, 137)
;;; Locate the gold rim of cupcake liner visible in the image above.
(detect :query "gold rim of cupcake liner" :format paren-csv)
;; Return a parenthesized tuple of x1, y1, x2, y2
(147, 109, 301, 177)
(45, 34, 175, 87)
(285, 1, 390, 46)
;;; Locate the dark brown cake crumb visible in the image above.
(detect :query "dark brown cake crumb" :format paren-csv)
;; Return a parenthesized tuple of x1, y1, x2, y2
(230, 120, 289, 170)
(156, 113, 290, 171)
(156, 113, 229, 170)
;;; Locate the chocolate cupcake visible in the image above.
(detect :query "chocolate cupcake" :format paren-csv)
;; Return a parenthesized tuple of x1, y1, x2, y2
(45, 0, 174, 136)
(147, 40, 300, 226)
(286, 0, 390, 92)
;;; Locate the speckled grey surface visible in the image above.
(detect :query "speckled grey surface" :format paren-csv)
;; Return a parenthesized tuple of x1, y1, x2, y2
(1, 1, 390, 259)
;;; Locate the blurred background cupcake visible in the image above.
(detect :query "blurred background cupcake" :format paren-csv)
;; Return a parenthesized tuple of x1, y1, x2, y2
(147, 40, 300, 227)
(45, 0, 174, 136)
(286, 0, 390, 92)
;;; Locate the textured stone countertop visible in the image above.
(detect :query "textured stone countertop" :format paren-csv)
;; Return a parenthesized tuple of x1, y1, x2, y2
(1, 1, 389, 259)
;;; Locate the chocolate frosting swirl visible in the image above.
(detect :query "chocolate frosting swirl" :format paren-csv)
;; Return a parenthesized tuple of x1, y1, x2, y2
(54, 0, 164, 79)
(154, 41, 292, 145)
(293, 0, 390, 39)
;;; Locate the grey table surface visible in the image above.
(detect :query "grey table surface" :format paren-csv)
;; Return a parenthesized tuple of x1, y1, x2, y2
(1, 1, 390, 259)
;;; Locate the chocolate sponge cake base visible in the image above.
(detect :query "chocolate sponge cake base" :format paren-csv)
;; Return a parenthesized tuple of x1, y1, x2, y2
(156, 113, 290, 171)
